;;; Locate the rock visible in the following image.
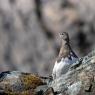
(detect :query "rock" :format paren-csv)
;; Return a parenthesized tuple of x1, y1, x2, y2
(1, 49, 95, 95)
(0, 71, 47, 95)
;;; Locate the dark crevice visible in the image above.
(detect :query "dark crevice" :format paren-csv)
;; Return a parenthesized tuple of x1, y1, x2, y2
(78, 33, 89, 48)
(73, 20, 91, 54)
(34, 0, 54, 39)
(0, 71, 10, 79)
(9, 0, 15, 4)
(77, 32, 91, 54)
(85, 84, 92, 92)
(90, 23, 95, 34)
(61, 0, 73, 8)
(74, 20, 85, 27)
(34, 0, 42, 20)
(43, 28, 54, 39)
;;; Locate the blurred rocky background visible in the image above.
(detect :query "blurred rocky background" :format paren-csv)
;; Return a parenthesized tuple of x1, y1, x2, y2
(0, 0, 95, 76)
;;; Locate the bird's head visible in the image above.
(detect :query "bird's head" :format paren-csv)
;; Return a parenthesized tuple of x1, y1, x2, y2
(59, 32, 69, 42)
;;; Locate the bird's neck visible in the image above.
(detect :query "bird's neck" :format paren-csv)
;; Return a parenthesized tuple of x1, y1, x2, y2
(61, 39, 69, 46)
(56, 40, 70, 63)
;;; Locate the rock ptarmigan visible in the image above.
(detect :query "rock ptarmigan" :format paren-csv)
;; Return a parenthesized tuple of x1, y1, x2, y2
(52, 32, 78, 79)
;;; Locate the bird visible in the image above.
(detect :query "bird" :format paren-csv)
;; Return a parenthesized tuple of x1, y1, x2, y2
(52, 32, 78, 79)
(0, 71, 47, 95)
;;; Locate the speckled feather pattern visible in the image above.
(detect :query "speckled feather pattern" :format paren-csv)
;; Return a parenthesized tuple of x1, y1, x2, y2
(52, 32, 78, 79)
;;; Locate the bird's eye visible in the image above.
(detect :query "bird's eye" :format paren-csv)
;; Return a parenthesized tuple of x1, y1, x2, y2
(60, 33, 63, 35)
(59, 32, 66, 36)
(61, 33, 64, 35)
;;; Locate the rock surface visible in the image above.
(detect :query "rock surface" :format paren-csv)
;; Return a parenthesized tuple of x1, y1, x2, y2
(0, 71, 47, 95)
(0, 49, 95, 95)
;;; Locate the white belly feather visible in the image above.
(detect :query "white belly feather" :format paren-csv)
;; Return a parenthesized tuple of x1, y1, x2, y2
(52, 57, 78, 79)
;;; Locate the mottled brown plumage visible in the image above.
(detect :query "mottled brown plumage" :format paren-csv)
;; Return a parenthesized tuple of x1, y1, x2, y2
(57, 32, 71, 62)
(52, 32, 78, 79)
(57, 32, 78, 63)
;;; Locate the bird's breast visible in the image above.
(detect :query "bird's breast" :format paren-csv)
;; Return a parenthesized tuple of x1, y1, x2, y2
(53, 57, 78, 78)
